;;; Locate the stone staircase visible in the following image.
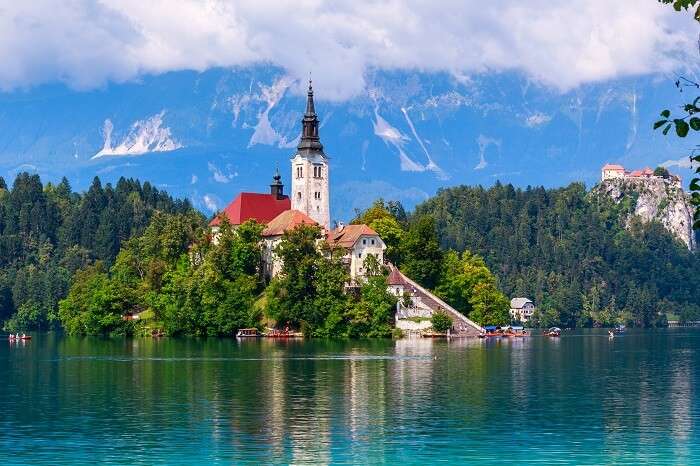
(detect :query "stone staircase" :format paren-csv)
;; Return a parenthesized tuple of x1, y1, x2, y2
(388, 264, 484, 337)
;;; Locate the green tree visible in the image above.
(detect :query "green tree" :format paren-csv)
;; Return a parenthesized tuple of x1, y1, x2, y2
(400, 215, 443, 289)
(431, 311, 452, 333)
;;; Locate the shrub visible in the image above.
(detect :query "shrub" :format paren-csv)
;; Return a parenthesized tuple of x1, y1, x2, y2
(431, 311, 452, 333)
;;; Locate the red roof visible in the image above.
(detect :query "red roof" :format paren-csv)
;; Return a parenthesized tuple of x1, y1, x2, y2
(210, 193, 290, 227)
(602, 164, 625, 171)
(327, 224, 380, 248)
(262, 210, 318, 237)
(387, 266, 405, 286)
(628, 170, 643, 177)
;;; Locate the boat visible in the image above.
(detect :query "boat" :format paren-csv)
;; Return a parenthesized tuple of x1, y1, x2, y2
(502, 326, 528, 337)
(264, 328, 303, 338)
(236, 328, 261, 338)
(544, 327, 561, 337)
(613, 324, 626, 334)
(8, 334, 31, 341)
(481, 325, 502, 337)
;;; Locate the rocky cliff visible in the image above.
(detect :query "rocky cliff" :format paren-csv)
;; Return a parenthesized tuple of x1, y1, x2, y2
(594, 177, 697, 251)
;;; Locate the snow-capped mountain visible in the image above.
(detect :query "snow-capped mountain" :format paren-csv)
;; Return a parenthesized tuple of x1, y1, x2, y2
(0, 66, 693, 221)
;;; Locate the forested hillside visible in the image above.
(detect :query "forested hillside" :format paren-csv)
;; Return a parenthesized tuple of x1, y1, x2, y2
(413, 182, 700, 327)
(0, 173, 199, 331)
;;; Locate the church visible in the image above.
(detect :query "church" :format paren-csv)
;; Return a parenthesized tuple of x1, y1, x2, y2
(210, 81, 385, 281)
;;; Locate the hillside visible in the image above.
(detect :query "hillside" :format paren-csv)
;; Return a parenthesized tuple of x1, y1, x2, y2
(413, 182, 700, 327)
(592, 176, 696, 251)
(0, 173, 200, 331)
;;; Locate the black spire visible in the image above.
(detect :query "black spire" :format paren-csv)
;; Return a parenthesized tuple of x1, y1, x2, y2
(270, 167, 285, 199)
(297, 80, 324, 156)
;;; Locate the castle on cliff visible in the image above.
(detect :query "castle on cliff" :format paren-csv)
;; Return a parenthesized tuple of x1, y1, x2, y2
(601, 163, 681, 186)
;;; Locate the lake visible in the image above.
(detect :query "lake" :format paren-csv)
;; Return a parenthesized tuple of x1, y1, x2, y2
(0, 329, 698, 464)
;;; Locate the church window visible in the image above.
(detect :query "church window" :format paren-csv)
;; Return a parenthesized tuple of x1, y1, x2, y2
(297, 192, 302, 200)
(296, 166, 303, 178)
(362, 239, 366, 245)
(371, 239, 375, 245)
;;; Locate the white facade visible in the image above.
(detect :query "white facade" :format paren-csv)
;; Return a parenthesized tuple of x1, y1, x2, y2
(509, 298, 535, 322)
(291, 152, 330, 230)
(602, 167, 625, 181)
(347, 234, 385, 279)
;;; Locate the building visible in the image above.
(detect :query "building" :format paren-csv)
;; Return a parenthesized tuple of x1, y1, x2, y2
(601, 163, 680, 184)
(209, 170, 290, 238)
(291, 82, 330, 230)
(601, 164, 625, 181)
(509, 298, 535, 323)
(211, 81, 380, 281)
(327, 224, 386, 280)
(261, 209, 319, 279)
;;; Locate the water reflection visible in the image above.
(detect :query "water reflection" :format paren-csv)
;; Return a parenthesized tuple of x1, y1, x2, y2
(0, 330, 698, 464)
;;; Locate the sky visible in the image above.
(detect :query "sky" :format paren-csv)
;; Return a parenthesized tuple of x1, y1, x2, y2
(0, 1, 697, 100)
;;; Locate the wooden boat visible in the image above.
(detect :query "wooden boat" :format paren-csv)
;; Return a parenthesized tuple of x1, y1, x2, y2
(544, 327, 561, 337)
(502, 326, 528, 337)
(236, 328, 261, 338)
(264, 328, 302, 338)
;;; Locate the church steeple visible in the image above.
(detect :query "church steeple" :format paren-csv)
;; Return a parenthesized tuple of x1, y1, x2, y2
(270, 167, 284, 199)
(297, 80, 324, 156)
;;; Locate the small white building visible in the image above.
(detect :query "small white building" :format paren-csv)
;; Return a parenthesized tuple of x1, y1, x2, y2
(326, 224, 385, 280)
(510, 298, 535, 323)
(601, 164, 625, 181)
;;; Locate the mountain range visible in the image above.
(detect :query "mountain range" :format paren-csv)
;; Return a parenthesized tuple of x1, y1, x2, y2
(0, 66, 694, 221)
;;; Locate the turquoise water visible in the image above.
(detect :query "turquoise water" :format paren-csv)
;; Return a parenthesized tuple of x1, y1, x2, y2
(0, 330, 698, 464)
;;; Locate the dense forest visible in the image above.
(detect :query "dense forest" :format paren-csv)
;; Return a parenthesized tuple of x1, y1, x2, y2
(2, 173, 698, 334)
(412, 182, 700, 327)
(0, 173, 197, 331)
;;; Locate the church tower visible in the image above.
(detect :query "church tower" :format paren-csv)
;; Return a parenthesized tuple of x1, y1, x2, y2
(291, 81, 330, 229)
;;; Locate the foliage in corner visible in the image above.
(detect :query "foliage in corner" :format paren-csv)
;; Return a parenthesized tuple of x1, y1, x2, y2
(654, 0, 700, 228)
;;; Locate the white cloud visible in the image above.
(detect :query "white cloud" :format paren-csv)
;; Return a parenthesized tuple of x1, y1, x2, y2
(203, 194, 218, 212)
(475, 135, 501, 170)
(0, 1, 695, 100)
(207, 161, 236, 183)
(525, 112, 552, 128)
(661, 156, 698, 170)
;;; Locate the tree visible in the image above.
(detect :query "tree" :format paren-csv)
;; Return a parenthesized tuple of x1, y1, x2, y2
(431, 311, 452, 333)
(654, 0, 700, 228)
(400, 215, 443, 289)
(654, 166, 671, 178)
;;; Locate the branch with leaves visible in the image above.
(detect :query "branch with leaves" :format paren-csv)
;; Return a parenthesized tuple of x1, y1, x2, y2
(655, 0, 700, 229)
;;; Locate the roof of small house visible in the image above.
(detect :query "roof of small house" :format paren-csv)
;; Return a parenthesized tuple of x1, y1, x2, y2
(209, 192, 290, 227)
(628, 169, 643, 177)
(602, 163, 625, 171)
(387, 266, 406, 286)
(262, 209, 318, 237)
(510, 297, 533, 309)
(326, 224, 380, 249)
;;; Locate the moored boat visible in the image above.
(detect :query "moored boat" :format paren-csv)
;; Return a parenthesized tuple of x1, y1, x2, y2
(236, 328, 261, 338)
(614, 324, 626, 334)
(544, 327, 561, 337)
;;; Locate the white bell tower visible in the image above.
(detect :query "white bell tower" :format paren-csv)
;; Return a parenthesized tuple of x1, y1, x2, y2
(291, 81, 330, 229)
